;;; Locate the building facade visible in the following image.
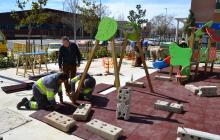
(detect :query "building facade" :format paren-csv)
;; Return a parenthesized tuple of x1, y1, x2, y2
(0, 8, 89, 40)
(191, 0, 220, 49)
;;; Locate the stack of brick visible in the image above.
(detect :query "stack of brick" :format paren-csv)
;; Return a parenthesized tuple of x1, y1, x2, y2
(116, 88, 132, 120)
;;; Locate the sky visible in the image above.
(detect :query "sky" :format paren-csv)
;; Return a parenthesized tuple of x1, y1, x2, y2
(0, 0, 191, 20)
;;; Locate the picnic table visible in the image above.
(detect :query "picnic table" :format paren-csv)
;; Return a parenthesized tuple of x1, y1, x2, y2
(16, 52, 48, 77)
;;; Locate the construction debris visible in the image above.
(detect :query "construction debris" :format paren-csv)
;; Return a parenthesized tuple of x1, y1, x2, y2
(155, 75, 172, 81)
(154, 100, 183, 113)
(44, 111, 76, 132)
(73, 104, 92, 121)
(125, 81, 145, 88)
(86, 119, 123, 140)
(177, 127, 220, 140)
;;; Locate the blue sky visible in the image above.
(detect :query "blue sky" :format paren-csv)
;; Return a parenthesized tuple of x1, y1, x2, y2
(0, 0, 191, 20)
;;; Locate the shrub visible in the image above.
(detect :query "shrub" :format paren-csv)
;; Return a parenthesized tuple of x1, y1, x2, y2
(0, 55, 15, 68)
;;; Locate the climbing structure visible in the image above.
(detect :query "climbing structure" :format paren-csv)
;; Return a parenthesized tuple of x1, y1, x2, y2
(189, 21, 219, 76)
(71, 17, 153, 103)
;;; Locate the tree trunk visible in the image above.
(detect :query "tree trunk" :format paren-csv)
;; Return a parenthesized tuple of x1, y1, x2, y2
(74, 14, 77, 42)
(27, 25, 32, 53)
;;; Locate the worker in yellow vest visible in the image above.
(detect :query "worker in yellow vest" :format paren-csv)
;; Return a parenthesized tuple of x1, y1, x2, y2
(17, 73, 69, 110)
(71, 73, 96, 101)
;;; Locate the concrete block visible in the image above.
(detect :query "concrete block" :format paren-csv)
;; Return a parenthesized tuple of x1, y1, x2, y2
(125, 81, 145, 88)
(116, 103, 130, 120)
(169, 103, 183, 113)
(198, 86, 218, 97)
(154, 100, 170, 111)
(177, 127, 220, 140)
(154, 100, 183, 113)
(117, 88, 132, 104)
(155, 75, 172, 81)
(185, 85, 199, 94)
(86, 119, 123, 140)
(44, 111, 76, 132)
(73, 104, 92, 121)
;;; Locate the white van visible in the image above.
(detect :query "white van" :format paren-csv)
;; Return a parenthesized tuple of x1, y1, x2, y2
(48, 43, 62, 54)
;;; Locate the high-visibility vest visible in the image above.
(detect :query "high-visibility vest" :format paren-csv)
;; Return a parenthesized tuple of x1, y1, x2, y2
(36, 78, 55, 101)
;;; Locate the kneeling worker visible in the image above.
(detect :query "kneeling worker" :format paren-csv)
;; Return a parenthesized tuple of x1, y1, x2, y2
(17, 73, 69, 110)
(71, 73, 96, 100)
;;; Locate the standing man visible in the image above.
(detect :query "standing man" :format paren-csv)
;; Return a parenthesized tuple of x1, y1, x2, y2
(59, 36, 81, 79)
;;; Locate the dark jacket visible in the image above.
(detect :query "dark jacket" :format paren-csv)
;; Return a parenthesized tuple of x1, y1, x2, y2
(58, 43, 81, 68)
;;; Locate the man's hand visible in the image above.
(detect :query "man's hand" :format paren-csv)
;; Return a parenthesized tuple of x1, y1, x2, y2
(59, 68, 63, 72)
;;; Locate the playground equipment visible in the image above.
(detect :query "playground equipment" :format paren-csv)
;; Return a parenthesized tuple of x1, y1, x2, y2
(169, 43, 192, 83)
(16, 52, 48, 77)
(189, 21, 219, 76)
(72, 17, 153, 103)
(0, 31, 7, 56)
(153, 56, 170, 69)
(102, 57, 113, 74)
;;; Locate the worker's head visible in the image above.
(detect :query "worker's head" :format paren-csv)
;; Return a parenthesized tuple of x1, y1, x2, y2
(62, 36, 70, 47)
(57, 73, 69, 84)
(84, 76, 96, 89)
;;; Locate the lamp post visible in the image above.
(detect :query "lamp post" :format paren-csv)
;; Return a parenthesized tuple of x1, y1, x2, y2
(100, 0, 102, 19)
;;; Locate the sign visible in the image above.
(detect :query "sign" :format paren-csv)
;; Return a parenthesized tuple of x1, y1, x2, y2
(196, 22, 220, 30)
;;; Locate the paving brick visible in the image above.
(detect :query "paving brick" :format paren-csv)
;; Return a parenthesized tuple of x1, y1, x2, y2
(125, 81, 145, 88)
(177, 127, 220, 140)
(116, 103, 130, 120)
(86, 119, 123, 140)
(155, 75, 172, 81)
(73, 104, 92, 121)
(185, 85, 199, 94)
(44, 111, 76, 132)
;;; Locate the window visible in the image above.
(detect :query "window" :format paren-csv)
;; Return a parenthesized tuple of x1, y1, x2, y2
(216, 0, 220, 9)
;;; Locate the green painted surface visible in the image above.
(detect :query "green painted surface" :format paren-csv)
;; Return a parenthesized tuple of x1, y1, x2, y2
(169, 43, 192, 67)
(124, 22, 141, 41)
(180, 66, 190, 81)
(195, 21, 213, 41)
(95, 17, 118, 41)
(199, 47, 208, 62)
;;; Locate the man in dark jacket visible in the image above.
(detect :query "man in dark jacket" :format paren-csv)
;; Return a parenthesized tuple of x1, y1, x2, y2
(59, 36, 81, 79)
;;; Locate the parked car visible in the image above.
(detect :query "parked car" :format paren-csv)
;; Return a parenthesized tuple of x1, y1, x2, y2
(147, 38, 160, 46)
(47, 43, 62, 54)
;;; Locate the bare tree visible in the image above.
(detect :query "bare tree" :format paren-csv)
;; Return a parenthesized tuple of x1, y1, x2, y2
(62, 0, 79, 42)
(117, 13, 125, 21)
(151, 14, 174, 40)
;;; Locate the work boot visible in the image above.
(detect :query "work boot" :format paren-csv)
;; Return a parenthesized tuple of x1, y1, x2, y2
(17, 97, 29, 110)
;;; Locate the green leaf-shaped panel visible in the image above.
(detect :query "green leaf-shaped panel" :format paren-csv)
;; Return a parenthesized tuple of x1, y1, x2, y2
(169, 43, 192, 67)
(95, 17, 118, 41)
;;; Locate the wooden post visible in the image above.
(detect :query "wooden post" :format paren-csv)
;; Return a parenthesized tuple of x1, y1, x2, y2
(205, 37, 212, 75)
(189, 28, 195, 75)
(195, 37, 202, 77)
(136, 40, 154, 92)
(111, 39, 120, 90)
(117, 38, 128, 72)
(169, 66, 174, 77)
(113, 38, 128, 85)
(73, 40, 99, 103)
(16, 55, 20, 75)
